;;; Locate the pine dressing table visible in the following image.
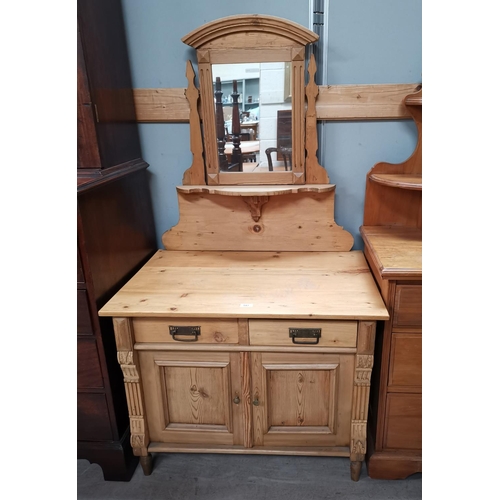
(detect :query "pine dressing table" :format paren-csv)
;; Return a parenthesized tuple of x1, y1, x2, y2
(99, 15, 389, 481)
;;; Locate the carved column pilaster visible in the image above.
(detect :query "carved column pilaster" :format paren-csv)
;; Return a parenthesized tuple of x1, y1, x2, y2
(113, 318, 150, 457)
(350, 322, 376, 463)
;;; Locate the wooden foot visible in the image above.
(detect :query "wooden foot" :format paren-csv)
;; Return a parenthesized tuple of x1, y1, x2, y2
(350, 460, 362, 481)
(139, 454, 153, 476)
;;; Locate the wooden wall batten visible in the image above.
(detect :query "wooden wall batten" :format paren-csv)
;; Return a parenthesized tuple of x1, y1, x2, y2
(132, 83, 421, 123)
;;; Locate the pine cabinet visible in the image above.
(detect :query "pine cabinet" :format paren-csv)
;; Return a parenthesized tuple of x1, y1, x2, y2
(100, 250, 388, 481)
(98, 14, 389, 483)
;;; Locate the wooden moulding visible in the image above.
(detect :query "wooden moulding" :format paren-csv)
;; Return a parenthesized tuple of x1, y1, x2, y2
(181, 14, 318, 49)
(163, 187, 353, 251)
(176, 184, 334, 196)
(132, 83, 421, 123)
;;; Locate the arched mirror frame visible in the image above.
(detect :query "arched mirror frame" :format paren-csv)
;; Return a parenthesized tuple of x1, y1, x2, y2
(182, 15, 319, 186)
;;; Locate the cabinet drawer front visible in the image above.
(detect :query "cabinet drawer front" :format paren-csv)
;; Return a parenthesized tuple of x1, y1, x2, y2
(77, 338, 104, 389)
(77, 393, 113, 441)
(77, 248, 85, 284)
(133, 318, 239, 344)
(384, 393, 422, 450)
(388, 333, 421, 389)
(393, 285, 422, 328)
(249, 320, 357, 348)
(77, 290, 94, 335)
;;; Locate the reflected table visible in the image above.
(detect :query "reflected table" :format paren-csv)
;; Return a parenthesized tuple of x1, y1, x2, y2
(224, 141, 259, 156)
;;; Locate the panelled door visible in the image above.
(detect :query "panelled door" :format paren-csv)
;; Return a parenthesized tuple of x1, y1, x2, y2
(250, 352, 354, 448)
(139, 351, 244, 446)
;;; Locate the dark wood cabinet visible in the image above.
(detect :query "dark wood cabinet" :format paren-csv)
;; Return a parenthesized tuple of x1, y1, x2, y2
(77, 0, 157, 481)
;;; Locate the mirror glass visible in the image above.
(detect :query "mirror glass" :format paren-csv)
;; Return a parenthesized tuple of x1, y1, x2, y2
(212, 62, 292, 173)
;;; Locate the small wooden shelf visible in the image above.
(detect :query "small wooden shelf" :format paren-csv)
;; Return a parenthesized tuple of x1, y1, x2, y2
(369, 174, 422, 191)
(404, 88, 422, 106)
(176, 184, 335, 197)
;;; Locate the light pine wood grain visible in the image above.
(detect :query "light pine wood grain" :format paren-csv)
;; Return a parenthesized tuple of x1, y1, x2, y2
(148, 442, 351, 456)
(252, 352, 353, 448)
(182, 60, 206, 185)
(132, 318, 239, 344)
(162, 190, 354, 252)
(133, 343, 357, 354)
(132, 83, 420, 123)
(113, 318, 150, 457)
(139, 350, 240, 446)
(181, 15, 318, 49)
(99, 250, 388, 320)
(176, 184, 334, 196)
(305, 54, 329, 183)
(248, 319, 357, 347)
(316, 83, 419, 120)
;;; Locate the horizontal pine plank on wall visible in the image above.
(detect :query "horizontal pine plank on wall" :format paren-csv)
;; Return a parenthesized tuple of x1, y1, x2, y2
(132, 83, 421, 123)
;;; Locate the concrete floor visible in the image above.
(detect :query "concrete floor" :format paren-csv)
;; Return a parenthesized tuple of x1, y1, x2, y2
(77, 454, 422, 500)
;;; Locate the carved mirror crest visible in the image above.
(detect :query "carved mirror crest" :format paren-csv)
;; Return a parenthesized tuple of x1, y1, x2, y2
(182, 15, 319, 185)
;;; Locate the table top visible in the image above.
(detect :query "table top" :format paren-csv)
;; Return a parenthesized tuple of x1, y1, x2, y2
(99, 250, 389, 320)
(224, 141, 259, 154)
(360, 226, 422, 279)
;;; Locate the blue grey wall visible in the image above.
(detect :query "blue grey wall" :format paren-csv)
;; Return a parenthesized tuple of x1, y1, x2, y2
(121, 0, 422, 250)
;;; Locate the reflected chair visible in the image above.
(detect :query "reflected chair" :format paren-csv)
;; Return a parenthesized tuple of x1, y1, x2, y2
(265, 147, 292, 171)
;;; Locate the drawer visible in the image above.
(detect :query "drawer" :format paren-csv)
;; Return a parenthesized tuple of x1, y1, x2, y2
(77, 248, 85, 284)
(77, 290, 94, 335)
(77, 393, 113, 441)
(384, 393, 422, 450)
(393, 285, 422, 328)
(133, 318, 239, 344)
(249, 320, 357, 347)
(77, 338, 104, 389)
(388, 333, 421, 389)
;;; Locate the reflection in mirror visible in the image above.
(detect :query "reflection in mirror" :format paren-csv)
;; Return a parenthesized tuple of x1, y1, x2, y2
(212, 62, 292, 173)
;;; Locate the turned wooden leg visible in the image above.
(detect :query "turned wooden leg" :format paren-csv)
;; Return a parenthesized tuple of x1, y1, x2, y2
(139, 454, 153, 476)
(350, 460, 362, 481)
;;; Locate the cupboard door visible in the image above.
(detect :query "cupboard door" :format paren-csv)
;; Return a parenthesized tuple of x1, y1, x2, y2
(139, 351, 244, 446)
(251, 352, 354, 448)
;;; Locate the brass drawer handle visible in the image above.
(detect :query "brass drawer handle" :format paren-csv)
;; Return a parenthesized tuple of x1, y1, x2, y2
(253, 398, 259, 406)
(289, 328, 321, 345)
(233, 396, 240, 405)
(169, 326, 200, 342)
